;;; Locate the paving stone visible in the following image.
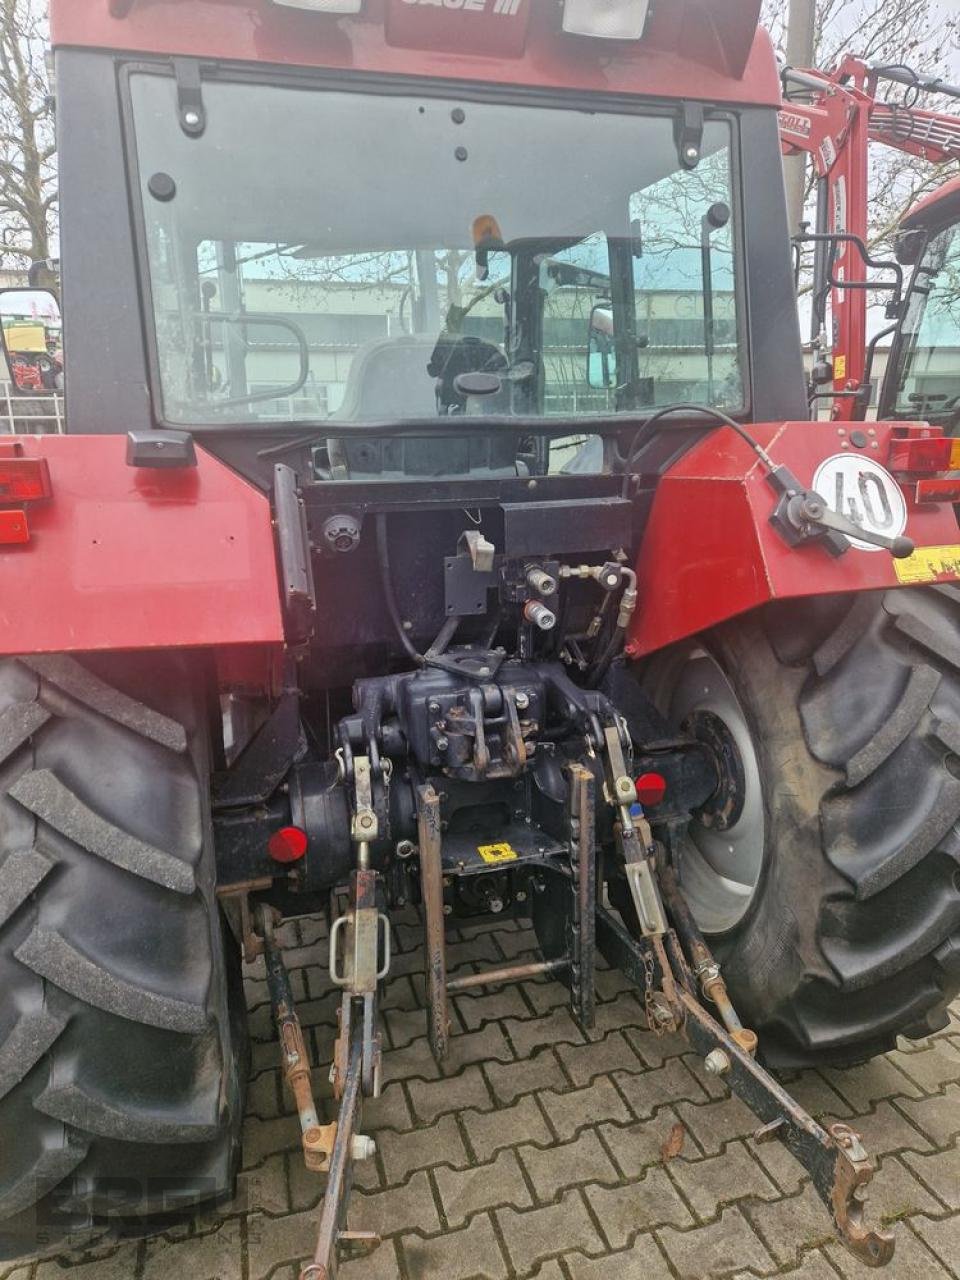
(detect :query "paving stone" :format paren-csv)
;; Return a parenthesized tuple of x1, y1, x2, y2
(378, 1113, 469, 1185)
(504, 1007, 585, 1058)
(408, 1065, 492, 1124)
(497, 1190, 603, 1274)
(589, 991, 646, 1039)
(623, 1024, 690, 1069)
(401, 1212, 508, 1280)
(235, 1151, 290, 1216)
(888, 1040, 960, 1092)
(538, 1076, 631, 1141)
(435, 1147, 532, 1227)
(484, 1047, 567, 1105)
(455, 984, 529, 1029)
(729, 1251, 838, 1280)
(443, 1023, 515, 1074)
(381, 1037, 442, 1085)
(658, 1205, 776, 1278)
(894, 1085, 960, 1147)
(362, 1081, 414, 1134)
(822, 1057, 922, 1109)
(742, 1181, 837, 1266)
(903, 1142, 960, 1209)
(35, 1245, 144, 1280)
(340, 1240, 403, 1280)
(446, 935, 502, 972)
(668, 1140, 779, 1219)
(494, 927, 540, 960)
(909, 1214, 960, 1274)
(248, 1206, 399, 1280)
(749, 1128, 809, 1194)
(594, 966, 638, 1002)
(348, 1168, 442, 1238)
(824, 1224, 947, 1279)
(614, 1056, 707, 1119)
(563, 1234, 673, 1280)
(522, 978, 572, 1015)
(462, 1094, 553, 1162)
(380, 974, 420, 1012)
(520, 1128, 617, 1202)
(384, 1006, 429, 1050)
(775, 1068, 853, 1118)
(142, 1219, 243, 1280)
(586, 1166, 693, 1247)
(599, 1110, 692, 1179)
(862, 1154, 943, 1223)
(675, 1093, 774, 1156)
(245, 1068, 282, 1119)
(241, 1112, 302, 1168)
(556, 1032, 645, 1087)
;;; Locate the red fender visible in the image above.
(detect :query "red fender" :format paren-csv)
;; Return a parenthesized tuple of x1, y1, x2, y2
(627, 420, 960, 658)
(0, 435, 285, 656)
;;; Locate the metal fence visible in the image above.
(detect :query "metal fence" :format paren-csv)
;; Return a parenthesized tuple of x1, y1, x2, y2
(0, 383, 65, 434)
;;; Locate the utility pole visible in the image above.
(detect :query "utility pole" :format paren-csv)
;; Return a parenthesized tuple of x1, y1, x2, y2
(784, 0, 817, 235)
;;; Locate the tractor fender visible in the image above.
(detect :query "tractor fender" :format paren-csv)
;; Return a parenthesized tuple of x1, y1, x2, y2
(0, 434, 285, 656)
(626, 419, 960, 658)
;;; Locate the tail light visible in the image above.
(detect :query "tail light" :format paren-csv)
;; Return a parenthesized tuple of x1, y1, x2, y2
(0, 446, 52, 545)
(887, 427, 960, 475)
(915, 477, 960, 504)
(0, 455, 52, 503)
(0, 510, 29, 545)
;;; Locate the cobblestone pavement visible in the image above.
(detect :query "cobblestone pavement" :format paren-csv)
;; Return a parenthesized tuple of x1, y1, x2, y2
(5, 911, 959, 1280)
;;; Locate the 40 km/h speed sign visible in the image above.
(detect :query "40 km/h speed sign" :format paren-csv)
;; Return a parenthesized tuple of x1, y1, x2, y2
(812, 453, 908, 552)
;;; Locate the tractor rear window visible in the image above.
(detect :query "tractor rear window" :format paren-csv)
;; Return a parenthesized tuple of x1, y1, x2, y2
(128, 72, 744, 466)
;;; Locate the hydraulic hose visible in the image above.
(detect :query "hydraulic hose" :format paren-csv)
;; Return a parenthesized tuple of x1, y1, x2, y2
(375, 513, 423, 666)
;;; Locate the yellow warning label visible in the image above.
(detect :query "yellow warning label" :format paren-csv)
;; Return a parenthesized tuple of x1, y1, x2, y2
(833, 354, 847, 382)
(894, 544, 960, 585)
(477, 842, 519, 865)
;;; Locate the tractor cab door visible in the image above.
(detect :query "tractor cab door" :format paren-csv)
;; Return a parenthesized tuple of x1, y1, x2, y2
(879, 189, 960, 431)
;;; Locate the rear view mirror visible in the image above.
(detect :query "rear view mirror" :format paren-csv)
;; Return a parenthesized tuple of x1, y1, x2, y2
(0, 288, 63, 393)
(587, 304, 617, 389)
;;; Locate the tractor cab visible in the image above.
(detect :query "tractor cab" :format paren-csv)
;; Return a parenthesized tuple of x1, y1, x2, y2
(880, 177, 960, 428)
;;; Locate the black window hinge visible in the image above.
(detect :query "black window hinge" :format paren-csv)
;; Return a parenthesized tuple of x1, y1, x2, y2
(674, 102, 704, 170)
(173, 59, 206, 138)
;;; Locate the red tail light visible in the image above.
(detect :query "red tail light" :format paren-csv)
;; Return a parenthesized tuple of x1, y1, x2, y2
(0, 510, 29, 545)
(0, 456, 52, 503)
(915, 477, 960, 504)
(887, 433, 954, 474)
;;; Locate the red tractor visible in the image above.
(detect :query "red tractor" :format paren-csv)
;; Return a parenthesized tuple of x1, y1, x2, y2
(780, 56, 960, 425)
(2, 2, 960, 1273)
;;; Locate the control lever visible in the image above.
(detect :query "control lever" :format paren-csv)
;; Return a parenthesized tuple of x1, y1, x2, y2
(767, 464, 915, 559)
(794, 492, 915, 558)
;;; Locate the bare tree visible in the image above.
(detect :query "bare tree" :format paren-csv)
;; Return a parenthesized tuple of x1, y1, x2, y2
(0, 0, 55, 270)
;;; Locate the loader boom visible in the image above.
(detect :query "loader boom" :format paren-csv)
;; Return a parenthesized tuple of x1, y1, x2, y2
(779, 55, 960, 420)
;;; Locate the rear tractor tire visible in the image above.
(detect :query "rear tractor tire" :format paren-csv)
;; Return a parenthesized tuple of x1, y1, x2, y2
(0, 652, 247, 1259)
(640, 585, 960, 1068)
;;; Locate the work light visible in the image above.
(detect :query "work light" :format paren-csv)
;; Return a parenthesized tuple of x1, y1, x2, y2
(270, 0, 362, 12)
(562, 0, 651, 39)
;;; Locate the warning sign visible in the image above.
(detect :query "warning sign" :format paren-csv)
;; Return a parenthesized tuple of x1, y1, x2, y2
(477, 843, 519, 864)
